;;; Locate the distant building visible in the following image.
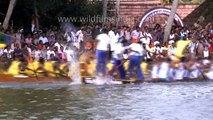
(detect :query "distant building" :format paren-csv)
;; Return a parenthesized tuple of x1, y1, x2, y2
(99, 0, 207, 27)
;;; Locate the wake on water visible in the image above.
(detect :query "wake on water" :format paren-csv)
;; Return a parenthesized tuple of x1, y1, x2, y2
(84, 73, 122, 85)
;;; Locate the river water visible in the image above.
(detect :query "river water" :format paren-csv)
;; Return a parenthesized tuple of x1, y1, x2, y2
(0, 81, 213, 120)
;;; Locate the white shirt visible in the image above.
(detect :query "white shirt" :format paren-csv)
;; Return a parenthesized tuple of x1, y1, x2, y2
(96, 33, 111, 51)
(54, 42, 61, 50)
(34, 50, 42, 60)
(169, 34, 175, 40)
(206, 64, 213, 79)
(39, 36, 49, 44)
(76, 30, 84, 42)
(151, 64, 159, 79)
(113, 43, 128, 60)
(140, 32, 147, 44)
(151, 46, 161, 54)
(65, 34, 72, 42)
(158, 62, 169, 79)
(129, 43, 143, 56)
(65, 49, 74, 62)
(3, 49, 13, 58)
(174, 63, 185, 80)
(141, 33, 152, 45)
(189, 63, 201, 79)
(108, 30, 118, 51)
(169, 46, 176, 55)
(47, 50, 55, 60)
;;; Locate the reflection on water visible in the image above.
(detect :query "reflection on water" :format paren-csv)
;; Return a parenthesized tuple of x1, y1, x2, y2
(0, 82, 213, 120)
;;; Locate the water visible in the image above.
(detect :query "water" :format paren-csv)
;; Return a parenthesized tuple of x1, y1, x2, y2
(61, 22, 81, 84)
(0, 81, 213, 120)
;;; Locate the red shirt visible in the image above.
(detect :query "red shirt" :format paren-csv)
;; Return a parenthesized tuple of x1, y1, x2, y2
(208, 43, 213, 52)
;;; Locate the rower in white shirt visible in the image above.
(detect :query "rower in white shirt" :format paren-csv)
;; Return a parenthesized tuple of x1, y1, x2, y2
(151, 62, 160, 81)
(158, 58, 170, 81)
(173, 62, 186, 81)
(128, 41, 144, 81)
(95, 28, 111, 76)
(158, 62, 170, 81)
(108, 29, 119, 60)
(109, 40, 129, 79)
(189, 60, 202, 79)
(205, 61, 213, 80)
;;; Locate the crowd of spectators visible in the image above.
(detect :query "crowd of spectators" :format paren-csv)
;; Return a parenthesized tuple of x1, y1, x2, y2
(0, 22, 213, 66)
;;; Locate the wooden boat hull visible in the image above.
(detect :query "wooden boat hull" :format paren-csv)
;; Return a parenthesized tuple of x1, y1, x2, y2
(0, 73, 209, 84)
(0, 74, 71, 83)
(82, 77, 210, 84)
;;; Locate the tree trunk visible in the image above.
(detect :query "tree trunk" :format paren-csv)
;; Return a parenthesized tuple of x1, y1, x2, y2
(115, 0, 120, 28)
(102, 0, 108, 26)
(3, 0, 17, 30)
(34, 0, 39, 29)
(163, 0, 179, 43)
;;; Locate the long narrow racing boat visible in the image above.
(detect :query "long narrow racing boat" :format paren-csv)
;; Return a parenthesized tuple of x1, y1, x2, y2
(0, 74, 71, 83)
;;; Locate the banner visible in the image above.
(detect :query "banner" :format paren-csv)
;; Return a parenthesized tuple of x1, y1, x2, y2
(0, 33, 14, 48)
(139, 7, 184, 28)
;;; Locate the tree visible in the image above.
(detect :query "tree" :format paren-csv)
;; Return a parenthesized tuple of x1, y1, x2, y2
(102, 0, 108, 25)
(115, 0, 120, 28)
(3, 0, 17, 30)
(163, 0, 179, 43)
(0, 0, 103, 29)
(34, 0, 39, 29)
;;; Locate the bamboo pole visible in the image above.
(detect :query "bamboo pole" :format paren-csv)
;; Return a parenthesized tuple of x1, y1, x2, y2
(163, 0, 179, 43)
(3, 0, 17, 30)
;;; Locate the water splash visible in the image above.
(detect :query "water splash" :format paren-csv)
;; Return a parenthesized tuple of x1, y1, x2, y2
(60, 22, 121, 85)
(68, 47, 81, 85)
(61, 22, 76, 33)
(60, 22, 81, 85)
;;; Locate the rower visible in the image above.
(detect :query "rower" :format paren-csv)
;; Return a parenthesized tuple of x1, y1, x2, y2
(109, 39, 128, 79)
(151, 57, 161, 81)
(95, 28, 111, 76)
(173, 59, 186, 81)
(128, 41, 144, 81)
(6, 60, 21, 76)
(188, 58, 203, 80)
(205, 60, 213, 79)
(158, 57, 170, 81)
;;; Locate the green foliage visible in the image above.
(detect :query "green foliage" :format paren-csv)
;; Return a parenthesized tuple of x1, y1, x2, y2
(37, 0, 102, 27)
(0, 0, 103, 29)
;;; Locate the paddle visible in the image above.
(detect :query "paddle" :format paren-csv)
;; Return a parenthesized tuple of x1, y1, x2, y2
(32, 64, 39, 81)
(25, 66, 39, 81)
(23, 54, 39, 81)
(200, 71, 208, 80)
(108, 59, 127, 76)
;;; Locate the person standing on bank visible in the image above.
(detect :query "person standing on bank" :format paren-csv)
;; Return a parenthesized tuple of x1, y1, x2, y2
(128, 41, 145, 81)
(95, 28, 111, 76)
